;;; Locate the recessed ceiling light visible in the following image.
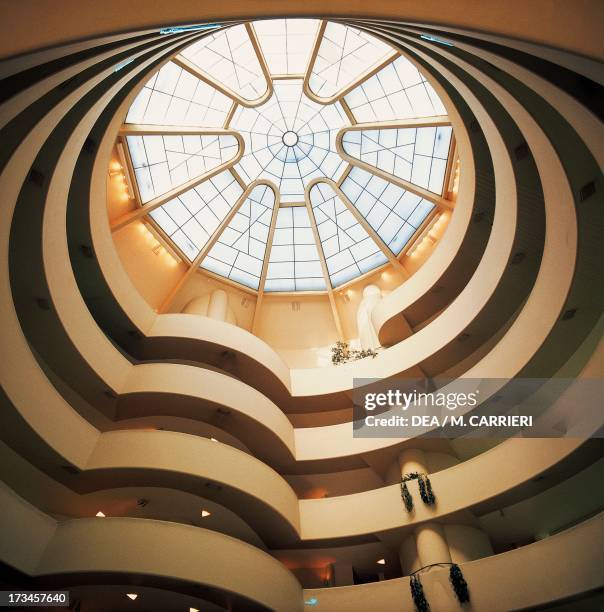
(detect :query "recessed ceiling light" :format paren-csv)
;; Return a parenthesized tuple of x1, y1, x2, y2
(95, 511, 106, 517)
(377, 558, 386, 565)
(190, 608, 200, 612)
(126, 593, 138, 600)
(210, 437, 218, 442)
(201, 509, 211, 518)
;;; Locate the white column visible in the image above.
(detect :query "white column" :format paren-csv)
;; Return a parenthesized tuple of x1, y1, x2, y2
(356, 285, 382, 350)
(207, 288, 228, 321)
(398, 448, 428, 475)
(415, 522, 452, 567)
(443, 524, 494, 562)
(399, 522, 452, 574)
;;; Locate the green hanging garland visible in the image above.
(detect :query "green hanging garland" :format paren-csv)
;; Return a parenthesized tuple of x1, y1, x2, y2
(417, 474, 436, 506)
(400, 480, 414, 511)
(449, 563, 470, 603)
(425, 475, 436, 505)
(409, 563, 470, 610)
(400, 472, 436, 510)
(330, 341, 378, 365)
(410, 575, 429, 612)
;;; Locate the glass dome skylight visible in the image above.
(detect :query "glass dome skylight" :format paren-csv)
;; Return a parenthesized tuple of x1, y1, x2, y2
(120, 19, 455, 293)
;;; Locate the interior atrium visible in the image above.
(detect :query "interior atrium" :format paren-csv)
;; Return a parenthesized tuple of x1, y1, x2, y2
(0, 2, 602, 611)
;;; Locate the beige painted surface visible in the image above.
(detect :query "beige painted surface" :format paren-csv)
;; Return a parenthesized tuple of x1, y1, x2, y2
(170, 271, 255, 329)
(0, 35, 143, 465)
(148, 313, 292, 388)
(38, 517, 273, 591)
(0, 33, 596, 492)
(289, 27, 578, 397)
(0, 9, 602, 611)
(402, 211, 451, 276)
(1, 1, 602, 60)
(0, 486, 303, 611)
(80, 14, 561, 412)
(398, 448, 428, 475)
(90, 57, 174, 335)
(286, 467, 384, 499)
(480, 458, 604, 545)
(414, 522, 452, 567)
(255, 294, 339, 350)
(86, 430, 300, 536)
(335, 266, 408, 341)
(82, 4, 591, 403)
(0, 483, 56, 575)
(112, 222, 187, 311)
(0, 441, 266, 548)
(106, 149, 138, 222)
(304, 512, 604, 611)
(12, 489, 597, 612)
(0, 0, 600, 548)
(444, 523, 494, 564)
(298, 438, 584, 541)
(121, 362, 296, 462)
(295, 313, 602, 464)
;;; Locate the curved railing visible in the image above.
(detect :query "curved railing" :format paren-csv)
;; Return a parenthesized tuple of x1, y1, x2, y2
(0, 13, 601, 612)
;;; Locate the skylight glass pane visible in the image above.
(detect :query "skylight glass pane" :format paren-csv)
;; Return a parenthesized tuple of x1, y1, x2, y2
(253, 19, 320, 75)
(341, 126, 452, 195)
(180, 25, 269, 101)
(308, 22, 395, 99)
(344, 55, 447, 122)
(341, 166, 435, 254)
(265, 207, 326, 292)
(149, 170, 244, 261)
(125, 61, 232, 126)
(125, 20, 455, 294)
(200, 184, 276, 289)
(309, 182, 387, 287)
(126, 134, 239, 203)
(231, 80, 349, 202)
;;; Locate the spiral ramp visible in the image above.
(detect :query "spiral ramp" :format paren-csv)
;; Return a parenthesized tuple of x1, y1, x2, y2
(0, 2, 603, 611)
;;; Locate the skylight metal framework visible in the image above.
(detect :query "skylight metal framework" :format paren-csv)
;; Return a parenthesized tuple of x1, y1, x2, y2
(337, 117, 454, 207)
(116, 19, 456, 320)
(174, 23, 273, 107)
(125, 60, 233, 127)
(303, 21, 398, 104)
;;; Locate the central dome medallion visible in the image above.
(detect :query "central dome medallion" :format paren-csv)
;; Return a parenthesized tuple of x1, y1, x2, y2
(230, 79, 349, 202)
(282, 131, 299, 147)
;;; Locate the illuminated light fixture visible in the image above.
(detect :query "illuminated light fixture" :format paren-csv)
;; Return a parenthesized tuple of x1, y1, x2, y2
(377, 558, 386, 565)
(210, 437, 218, 442)
(95, 511, 106, 517)
(406, 213, 442, 258)
(420, 34, 454, 47)
(116, 142, 135, 200)
(114, 58, 135, 72)
(190, 608, 200, 612)
(126, 594, 138, 600)
(201, 509, 211, 518)
(160, 23, 220, 35)
(141, 222, 182, 265)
